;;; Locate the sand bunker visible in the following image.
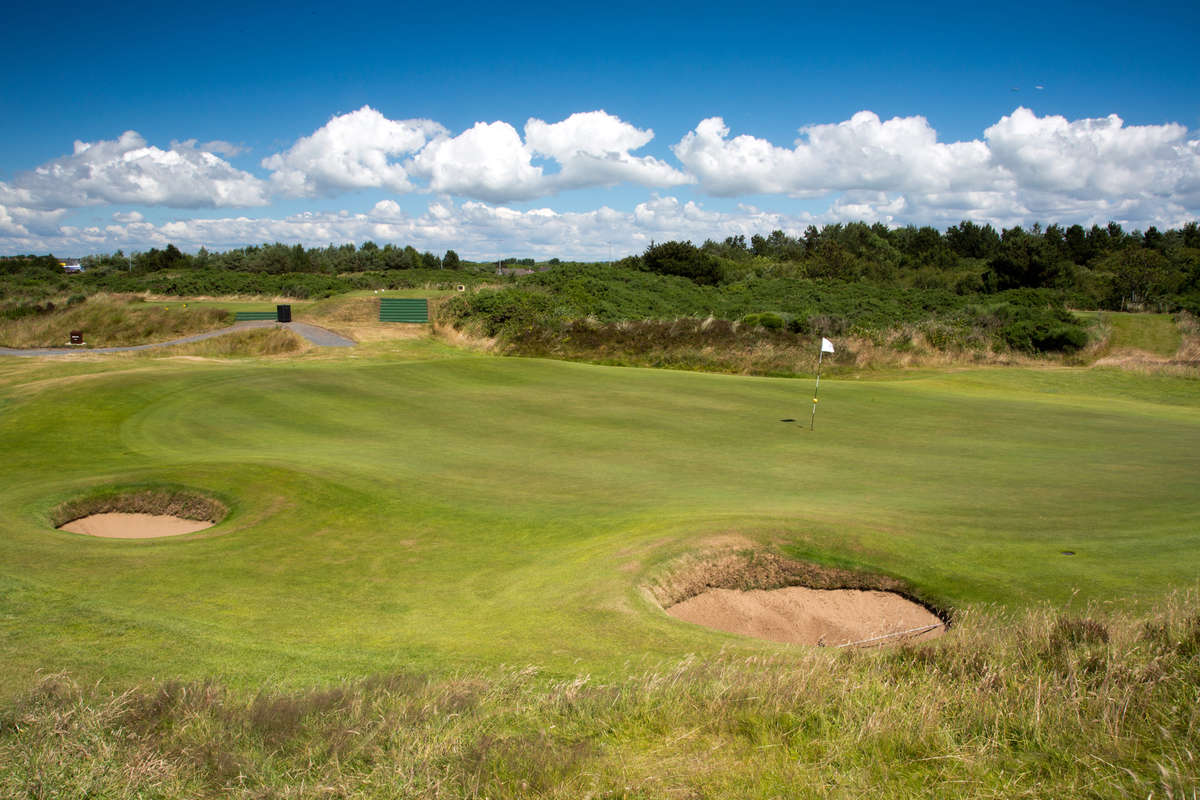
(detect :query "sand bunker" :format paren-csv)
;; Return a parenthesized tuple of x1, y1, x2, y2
(667, 585, 944, 647)
(59, 512, 213, 539)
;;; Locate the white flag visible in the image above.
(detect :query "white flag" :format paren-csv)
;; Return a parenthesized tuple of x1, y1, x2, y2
(821, 337, 835, 354)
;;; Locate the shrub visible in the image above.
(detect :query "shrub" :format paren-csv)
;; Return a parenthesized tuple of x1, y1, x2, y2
(742, 312, 784, 330)
(641, 241, 725, 285)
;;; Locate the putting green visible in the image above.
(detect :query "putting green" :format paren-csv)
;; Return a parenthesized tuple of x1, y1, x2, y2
(0, 350, 1197, 694)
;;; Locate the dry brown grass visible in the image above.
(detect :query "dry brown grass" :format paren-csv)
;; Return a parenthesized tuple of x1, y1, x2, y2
(645, 546, 924, 610)
(0, 294, 232, 348)
(298, 295, 435, 343)
(496, 317, 1068, 377)
(150, 327, 307, 358)
(51, 488, 228, 528)
(4, 591, 1199, 798)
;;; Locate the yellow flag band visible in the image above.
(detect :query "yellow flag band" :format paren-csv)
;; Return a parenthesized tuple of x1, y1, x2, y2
(812, 398, 819, 403)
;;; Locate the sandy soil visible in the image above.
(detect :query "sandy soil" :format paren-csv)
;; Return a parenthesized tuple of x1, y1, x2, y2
(666, 586, 944, 647)
(59, 512, 213, 539)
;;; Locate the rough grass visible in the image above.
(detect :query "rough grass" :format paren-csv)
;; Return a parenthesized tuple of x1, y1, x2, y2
(647, 547, 913, 607)
(151, 327, 306, 358)
(1102, 312, 1183, 356)
(1084, 312, 1200, 377)
(2, 594, 1198, 798)
(496, 317, 1067, 377)
(50, 488, 228, 528)
(0, 294, 232, 348)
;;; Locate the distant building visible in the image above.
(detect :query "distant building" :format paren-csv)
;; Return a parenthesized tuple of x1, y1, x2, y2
(60, 259, 84, 273)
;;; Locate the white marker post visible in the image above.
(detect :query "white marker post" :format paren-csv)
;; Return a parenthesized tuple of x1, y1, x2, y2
(810, 337, 835, 431)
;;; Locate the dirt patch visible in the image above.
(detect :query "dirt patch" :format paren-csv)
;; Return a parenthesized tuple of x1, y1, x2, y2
(59, 512, 214, 539)
(650, 547, 947, 647)
(667, 586, 944, 647)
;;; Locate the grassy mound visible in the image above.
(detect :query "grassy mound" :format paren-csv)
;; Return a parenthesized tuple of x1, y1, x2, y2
(1077, 311, 1184, 358)
(153, 327, 306, 358)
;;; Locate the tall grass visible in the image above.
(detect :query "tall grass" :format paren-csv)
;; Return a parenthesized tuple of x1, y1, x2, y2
(496, 317, 1046, 377)
(152, 327, 306, 358)
(3, 594, 1197, 798)
(0, 294, 232, 348)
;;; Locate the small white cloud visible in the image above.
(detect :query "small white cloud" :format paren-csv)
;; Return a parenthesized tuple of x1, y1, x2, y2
(112, 210, 145, 223)
(170, 138, 249, 157)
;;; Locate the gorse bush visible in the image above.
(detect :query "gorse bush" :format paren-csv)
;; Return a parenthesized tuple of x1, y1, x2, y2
(441, 265, 1089, 357)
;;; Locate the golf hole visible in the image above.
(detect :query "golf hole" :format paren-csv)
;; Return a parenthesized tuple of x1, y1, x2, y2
(52, 488, 228, 539)
(650, 549, 947, 648)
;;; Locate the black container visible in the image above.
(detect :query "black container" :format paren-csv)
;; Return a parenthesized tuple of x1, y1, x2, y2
(276, 304, 292, 323)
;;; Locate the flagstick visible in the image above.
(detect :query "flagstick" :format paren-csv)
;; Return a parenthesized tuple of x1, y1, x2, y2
(809, 348, 824, 431)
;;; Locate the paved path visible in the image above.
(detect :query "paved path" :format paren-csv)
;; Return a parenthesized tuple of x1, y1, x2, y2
(0, 321, 355, 357)
(285, 322, 355, 347)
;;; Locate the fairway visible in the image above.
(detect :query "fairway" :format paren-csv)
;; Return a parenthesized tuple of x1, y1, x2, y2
(1, 351, 1198, 695)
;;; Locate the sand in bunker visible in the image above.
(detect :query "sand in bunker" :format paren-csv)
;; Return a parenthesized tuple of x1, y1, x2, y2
(667, 586, 944, 647)
(59, 512, 213, 539)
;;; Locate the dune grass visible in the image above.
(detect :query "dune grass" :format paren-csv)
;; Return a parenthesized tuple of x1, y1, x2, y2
(149, 326, 307, 358)
(0, 294, 232, 348)
(2, 595, 1197, 798)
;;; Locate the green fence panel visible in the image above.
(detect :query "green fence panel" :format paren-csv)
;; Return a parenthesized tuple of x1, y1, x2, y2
(379, 298, 429, 323)
(234, 311, 277, 321)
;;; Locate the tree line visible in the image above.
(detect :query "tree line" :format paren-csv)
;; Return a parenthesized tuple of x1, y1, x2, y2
(3, 218, 1199, 313)
(630, 220, 1200, 313)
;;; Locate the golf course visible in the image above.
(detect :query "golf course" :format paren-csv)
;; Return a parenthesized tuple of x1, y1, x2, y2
(1, 301, 1198, 796)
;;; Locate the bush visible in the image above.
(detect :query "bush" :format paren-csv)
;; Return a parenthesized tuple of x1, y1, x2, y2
(641, 241, 724, 285)
(1001, 317, 1088, 353)
(742, 312, 784, 330)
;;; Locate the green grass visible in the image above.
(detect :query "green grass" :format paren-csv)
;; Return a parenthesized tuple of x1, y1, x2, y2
(0, 347, 1197, 695)
(1, 342, 1198, 796)
(1076, 310, 1183, 356)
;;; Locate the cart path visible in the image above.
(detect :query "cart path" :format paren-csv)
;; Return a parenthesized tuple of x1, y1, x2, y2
(0, 321, 355, 357)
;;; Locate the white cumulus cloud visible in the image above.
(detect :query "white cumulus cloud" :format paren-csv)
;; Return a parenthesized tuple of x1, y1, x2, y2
(263, 106, 446, 196)
(672, 107, 1200, 230)
(673, 112, 1002, 197)
(409, 121, 545, 202)
(1, 132, 269, 210)
(525, 111, 692, 192)
(268, 108, 689, 203)
(984, 107, 1200, 202)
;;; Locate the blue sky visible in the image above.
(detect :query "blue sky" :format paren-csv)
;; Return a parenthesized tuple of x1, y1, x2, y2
(2, 0, 1197, 258)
